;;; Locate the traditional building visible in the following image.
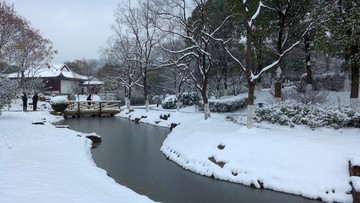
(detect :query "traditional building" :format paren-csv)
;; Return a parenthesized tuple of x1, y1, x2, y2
(7, 64, 90, 95)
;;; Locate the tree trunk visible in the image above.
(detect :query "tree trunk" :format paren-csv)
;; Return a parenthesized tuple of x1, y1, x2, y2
(247, 81, 256, 128)
(305, 33, 313, 92)
(201, 74, 211, 119)
(244, 17, 255, 128)
(202, 89, 210, 119)
(274, 67, 282, 103)
(350, 53, 359, 109)
(143, 66, 149, 112)
(349, 29, 359, 109)
(20, 70, 25, 89)
(203, 102, 210, 119)
(126, 97, 131, 110)
(145, 99, 150, 111)
(222, 58, 228, 96)
(126, 87, 131, 110)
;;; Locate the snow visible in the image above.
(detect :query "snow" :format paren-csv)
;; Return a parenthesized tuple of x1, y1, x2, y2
(249, 1, 263, 27)
(1, 90, 360, 203)
(83, 80, 104, 85)
(118, 90, 360, 203)
(7, 64, 89, 80)
(50, 96, 69, 104)
(0, 103, 154, 202)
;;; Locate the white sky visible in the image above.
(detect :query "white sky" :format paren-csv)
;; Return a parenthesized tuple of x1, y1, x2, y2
(6, 0, 120, 64)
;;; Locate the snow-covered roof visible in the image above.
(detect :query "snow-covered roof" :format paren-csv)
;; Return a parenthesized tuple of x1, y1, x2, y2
(82, 80, 104, 86)
(7, 64, 89, 80)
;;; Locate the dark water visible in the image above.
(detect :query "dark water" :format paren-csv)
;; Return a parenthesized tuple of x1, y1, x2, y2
(57, 117, 320, 203)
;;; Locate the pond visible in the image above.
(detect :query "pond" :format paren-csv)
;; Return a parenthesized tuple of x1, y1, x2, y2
(57, 117, 320, 203)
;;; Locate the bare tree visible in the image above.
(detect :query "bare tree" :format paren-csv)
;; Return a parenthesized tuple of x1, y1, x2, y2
(113, 0, 163, 112)
(11, 24, 56, 89)
(156, 0, 235, 119)
(0, 2, 26, 68)
(102, 34, 141, 110)
(160, 36, 191, 110)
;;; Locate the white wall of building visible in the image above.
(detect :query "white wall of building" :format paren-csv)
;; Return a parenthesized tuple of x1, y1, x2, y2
(61, 80, 79, 94)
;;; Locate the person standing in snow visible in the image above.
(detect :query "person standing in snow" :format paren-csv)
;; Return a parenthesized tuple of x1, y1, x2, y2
(32, 93, 38, 111)
(22, 93, 28, 111)
(87, 94, 92, 105)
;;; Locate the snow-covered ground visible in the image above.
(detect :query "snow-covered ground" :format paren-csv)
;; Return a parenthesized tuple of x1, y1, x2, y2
(0, 99, 154, 203)
(1, 90, 359, 203)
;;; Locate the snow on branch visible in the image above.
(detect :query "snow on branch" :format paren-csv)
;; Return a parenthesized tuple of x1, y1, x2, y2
(204, 30, 245, 72)
(224, 46, 246, 72)
(251, 22, 315, 81)
(249, 1, 264, 27)
(251, 59, 279, 81)
(209, 14, 238, 37)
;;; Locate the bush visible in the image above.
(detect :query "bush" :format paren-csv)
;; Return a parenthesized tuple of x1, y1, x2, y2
(255, 101, 360, 129)
(198, 95, 248, 112)
(162, 95, 177, 109)
(179, 92, 200, 107)
(50, 96, 69, 112)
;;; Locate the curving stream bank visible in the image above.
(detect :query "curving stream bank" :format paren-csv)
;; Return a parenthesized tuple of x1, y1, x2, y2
(57, 117, 320, 203)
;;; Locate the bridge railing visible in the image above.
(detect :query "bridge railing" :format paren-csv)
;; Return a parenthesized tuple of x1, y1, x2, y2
(64, 100, 122, 117)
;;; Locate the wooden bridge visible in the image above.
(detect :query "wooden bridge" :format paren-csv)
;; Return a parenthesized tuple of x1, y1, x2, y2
(63, 100, 122, 118)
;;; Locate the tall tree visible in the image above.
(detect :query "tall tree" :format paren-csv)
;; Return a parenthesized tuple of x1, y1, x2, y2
(204, 0, 239, 97)
(159, 36, 191, 111)
(334, 0, 359, 108)
(220, 0, 314, 128)
(113, 0, 162, 112)
(315, 0, 359, 108)
(261, 0, 312, 102)
(11, 24, 56, 89)
(156, 0, 237, 119)
(102, 34, 141, 110)
(0, 2, 25, 67)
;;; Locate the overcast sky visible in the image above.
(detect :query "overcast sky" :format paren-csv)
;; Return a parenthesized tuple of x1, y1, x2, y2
(6, 0, 120, 64)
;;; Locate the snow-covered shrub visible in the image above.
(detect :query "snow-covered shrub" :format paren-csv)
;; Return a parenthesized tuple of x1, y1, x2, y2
(162, 95, 177, 109)
(199, 96, 248, 112)
(0, 74, 19, 114)
(255, 101, 360, 129)
(179, 92, 200, 107)
(50, 96, 69, 112)
(282, 83, 328, 105)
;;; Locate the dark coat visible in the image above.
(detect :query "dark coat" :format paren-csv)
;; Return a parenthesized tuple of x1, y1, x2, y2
(32, 94, 38, 103)
(22, 94, 28, 105)
(87, 95, 92, 105)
